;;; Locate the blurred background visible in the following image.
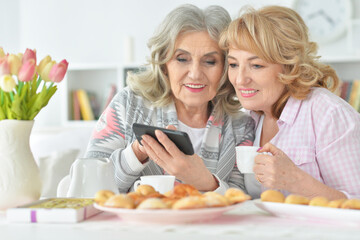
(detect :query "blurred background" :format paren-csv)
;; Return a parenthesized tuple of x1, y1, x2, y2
(1, 0, 360, 129)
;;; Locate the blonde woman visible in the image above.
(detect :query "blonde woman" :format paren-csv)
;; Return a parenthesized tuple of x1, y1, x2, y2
(85, 4, 254, 194)
(220, 5, 360, 199)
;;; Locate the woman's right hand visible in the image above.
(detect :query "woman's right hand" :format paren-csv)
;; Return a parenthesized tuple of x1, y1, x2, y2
(132, 140, 148, 163)
(140, 129, 218, 191)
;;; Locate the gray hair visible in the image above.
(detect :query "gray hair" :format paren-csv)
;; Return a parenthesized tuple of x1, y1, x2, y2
(127, 4, 240, 121)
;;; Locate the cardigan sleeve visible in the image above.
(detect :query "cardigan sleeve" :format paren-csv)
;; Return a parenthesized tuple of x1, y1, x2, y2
(214, 113, 255, 194)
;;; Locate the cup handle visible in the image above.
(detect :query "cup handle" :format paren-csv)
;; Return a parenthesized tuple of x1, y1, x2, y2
(134, 180, 141, 191)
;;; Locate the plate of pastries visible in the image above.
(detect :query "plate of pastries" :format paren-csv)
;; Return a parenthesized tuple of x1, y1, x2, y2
(94, 183, 251, 224)
(254, 189, 360, 224)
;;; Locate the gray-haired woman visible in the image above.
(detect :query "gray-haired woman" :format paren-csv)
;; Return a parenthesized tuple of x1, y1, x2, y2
(85, 4, 254, 194)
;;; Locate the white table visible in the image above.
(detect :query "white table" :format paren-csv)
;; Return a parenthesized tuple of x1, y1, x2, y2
(1, 201, 359, 240)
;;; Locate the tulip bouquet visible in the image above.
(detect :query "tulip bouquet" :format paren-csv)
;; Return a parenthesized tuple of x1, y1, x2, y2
(0, 47, 68, 120)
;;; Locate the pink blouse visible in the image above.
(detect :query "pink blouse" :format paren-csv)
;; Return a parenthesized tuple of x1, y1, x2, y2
(252, 87, 360, 198)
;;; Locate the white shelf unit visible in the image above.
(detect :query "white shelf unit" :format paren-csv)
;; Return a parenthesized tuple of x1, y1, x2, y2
(62, 63, 121, 126)
(61, 63, 144, 126)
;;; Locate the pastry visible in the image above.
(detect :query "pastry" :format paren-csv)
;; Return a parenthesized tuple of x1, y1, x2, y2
(163, 190, 172, 198)
(161, 197, 179, 208)
(260, 190, 285, 203)
(137, 198, 169, 209)
(168, 184, 201, 199)
(127, 190, 165, 207)
(135, 184, 157, 196)
(224, 188, 251, 204)
(341, 199, 360, 210)
(104, 194, 135, 209)
(94, 190, 115, 206)
(202, 191, 229, 207)
(127, 192, 146, 207)
(146, 192, 165, 199)
(284, 194, 309, 205)
(172, 196, 206, 209)
(327, 199, 347, 208)
(309, 196, 329, 207)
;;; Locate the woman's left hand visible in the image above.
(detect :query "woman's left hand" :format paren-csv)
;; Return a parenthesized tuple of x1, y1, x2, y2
(140, 126, 218, 191)
(254, 143, 301, 191)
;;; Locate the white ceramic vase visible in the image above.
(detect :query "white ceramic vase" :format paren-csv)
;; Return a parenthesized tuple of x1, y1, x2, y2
(0, 120, 42, 210)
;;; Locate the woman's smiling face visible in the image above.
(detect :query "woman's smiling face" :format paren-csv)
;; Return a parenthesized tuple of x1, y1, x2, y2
(165, 31, 224, 111)
(227, 48, 285, 115)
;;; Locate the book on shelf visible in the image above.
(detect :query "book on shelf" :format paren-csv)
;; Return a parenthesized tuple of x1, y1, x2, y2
(88, 91, 100, 119)
(339, 82, 350, 100)
(102, 84, 117, 112)
(348, 81, 358, 106)
(76, 89, 95, 121)
(72, 90, 81, 121)
(339, 80, 360, 112)
(351, 80, 360, 112)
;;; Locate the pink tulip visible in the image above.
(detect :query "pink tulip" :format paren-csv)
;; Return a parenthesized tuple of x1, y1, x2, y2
(18, 59, 36, 82)
(49, 59, 68, 83)
(22, 48, 36, 65)
(0, 58, 11, 76)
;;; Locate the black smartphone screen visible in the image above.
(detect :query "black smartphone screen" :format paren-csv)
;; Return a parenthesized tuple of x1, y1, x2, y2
(132, 123, 194, 155)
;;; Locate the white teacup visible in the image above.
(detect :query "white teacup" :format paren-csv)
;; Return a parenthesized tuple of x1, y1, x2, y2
(134, 175, 175, 194)
(236, 146, 261, 174)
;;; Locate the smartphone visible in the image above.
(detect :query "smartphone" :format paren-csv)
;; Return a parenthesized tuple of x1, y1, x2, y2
(132, 123, 194, 155)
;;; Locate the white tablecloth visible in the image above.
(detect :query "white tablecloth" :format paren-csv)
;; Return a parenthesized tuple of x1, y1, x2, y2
(1, 201, 359, 240)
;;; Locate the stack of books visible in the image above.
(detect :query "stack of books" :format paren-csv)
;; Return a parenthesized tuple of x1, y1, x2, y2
(72, 84, 117, 121)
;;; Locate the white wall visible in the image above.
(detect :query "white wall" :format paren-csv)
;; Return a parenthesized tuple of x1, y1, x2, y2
(17, 0, 293, 64)
(1, 0, 359, 128)
(0, 0, 20, 53)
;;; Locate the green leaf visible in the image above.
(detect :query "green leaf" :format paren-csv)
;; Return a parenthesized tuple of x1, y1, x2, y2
(0, 105, 6, 120)
(27, 84, 58, 120)
(31, 75, 39, 96)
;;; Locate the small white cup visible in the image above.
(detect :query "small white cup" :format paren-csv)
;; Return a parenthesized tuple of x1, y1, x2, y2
(134, 175, 175, 194)
(236, 146, 260, 174)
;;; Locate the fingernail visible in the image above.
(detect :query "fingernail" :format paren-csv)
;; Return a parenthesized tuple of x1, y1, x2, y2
(155, 130, 164, 137)
(142, 135, 149, 143)
(257, 147, 262, 152)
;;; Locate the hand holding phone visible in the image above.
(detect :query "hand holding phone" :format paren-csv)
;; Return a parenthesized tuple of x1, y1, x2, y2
(132, 123, 194, 155)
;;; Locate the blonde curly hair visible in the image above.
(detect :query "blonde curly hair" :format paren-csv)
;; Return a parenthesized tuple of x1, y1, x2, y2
(219, 5, 340, 118)
(127, 4, 240, 122)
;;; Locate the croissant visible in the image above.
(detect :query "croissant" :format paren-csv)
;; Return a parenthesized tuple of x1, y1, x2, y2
(169, 184, 201, 199)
